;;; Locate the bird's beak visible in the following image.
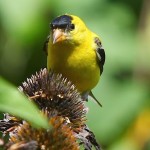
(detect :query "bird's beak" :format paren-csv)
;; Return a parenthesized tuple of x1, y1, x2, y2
(52, 29, 66, 44)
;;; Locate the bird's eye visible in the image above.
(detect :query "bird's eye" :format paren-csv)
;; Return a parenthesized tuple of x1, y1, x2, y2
(59, 24, 67, 29)
(70, 24, 75, 30)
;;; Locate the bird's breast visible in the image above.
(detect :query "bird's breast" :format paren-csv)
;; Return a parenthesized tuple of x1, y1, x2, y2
(47, 44, 100, 92)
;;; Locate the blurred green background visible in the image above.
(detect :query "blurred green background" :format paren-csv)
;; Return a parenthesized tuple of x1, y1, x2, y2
(0, 0, 150, 149)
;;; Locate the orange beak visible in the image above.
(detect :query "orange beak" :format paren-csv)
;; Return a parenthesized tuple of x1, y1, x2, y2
(52, 29, 66, 44)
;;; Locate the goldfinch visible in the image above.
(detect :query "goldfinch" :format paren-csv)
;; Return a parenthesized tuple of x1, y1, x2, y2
(44, 15, 105, 106)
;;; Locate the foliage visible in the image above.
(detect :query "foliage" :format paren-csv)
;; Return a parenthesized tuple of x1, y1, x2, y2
(0, 77, 49, 128)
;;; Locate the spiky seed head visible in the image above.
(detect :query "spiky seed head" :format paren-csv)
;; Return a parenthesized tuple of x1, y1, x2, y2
(6, 116, 79, 150)
(19, 68, 87, 130)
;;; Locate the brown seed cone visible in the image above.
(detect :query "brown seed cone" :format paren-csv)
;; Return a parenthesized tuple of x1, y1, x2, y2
(19, 68, 87, 131)
(6, 115, 79, 150)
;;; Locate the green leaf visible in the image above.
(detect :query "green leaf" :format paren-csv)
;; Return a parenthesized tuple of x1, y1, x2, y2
(0, 77, 49, 129)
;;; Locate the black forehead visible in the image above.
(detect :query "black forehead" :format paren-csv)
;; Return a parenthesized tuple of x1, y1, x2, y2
(51, 15, 73, 26)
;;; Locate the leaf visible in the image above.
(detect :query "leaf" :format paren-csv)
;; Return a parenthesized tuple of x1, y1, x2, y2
(0, 77, 49, 129)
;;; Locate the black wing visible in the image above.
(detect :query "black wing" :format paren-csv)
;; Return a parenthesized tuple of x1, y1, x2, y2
(94, 37, 105, 75)
(43, 35, 50, 55)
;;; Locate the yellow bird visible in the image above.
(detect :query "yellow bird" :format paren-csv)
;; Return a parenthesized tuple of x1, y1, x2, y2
(44, 14, 105, 106)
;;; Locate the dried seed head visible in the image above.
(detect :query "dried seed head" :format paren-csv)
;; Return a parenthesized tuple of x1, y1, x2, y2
(19, 68, 87, 130)
(6, 116, 79, 150)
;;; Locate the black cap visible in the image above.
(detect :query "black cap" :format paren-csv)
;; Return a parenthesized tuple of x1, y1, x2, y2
(51, 15, 73, 30)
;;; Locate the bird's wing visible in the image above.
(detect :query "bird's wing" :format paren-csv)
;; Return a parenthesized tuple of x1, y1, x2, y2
(43, 35, 50, 55)
(84, 37, 105, 107)
(94, 37, 105, 75)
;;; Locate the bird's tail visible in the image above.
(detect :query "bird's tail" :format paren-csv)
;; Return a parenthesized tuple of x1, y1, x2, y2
(82, 91, 102, 107)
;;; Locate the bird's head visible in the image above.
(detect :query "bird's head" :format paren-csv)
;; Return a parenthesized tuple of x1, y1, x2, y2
(50, 14, 88, 45)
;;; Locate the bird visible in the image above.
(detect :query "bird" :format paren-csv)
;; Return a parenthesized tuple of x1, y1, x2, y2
(44, 14, 105, 107)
